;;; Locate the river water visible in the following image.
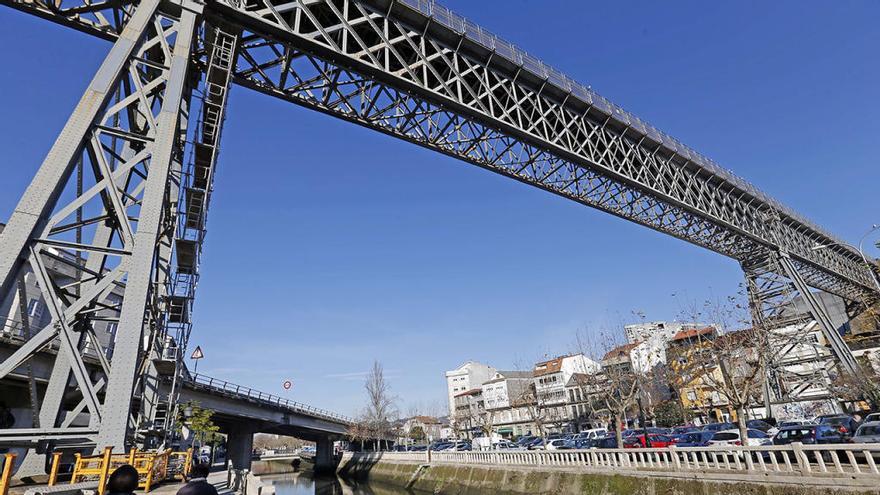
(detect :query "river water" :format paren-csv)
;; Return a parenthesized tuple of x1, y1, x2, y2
(269, 472, 415, 495)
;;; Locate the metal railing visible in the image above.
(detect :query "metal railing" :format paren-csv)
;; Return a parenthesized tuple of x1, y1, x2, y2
(187, 373, 353, 424)
(392, 0, 840, 243)
(368, 443, 880, 480)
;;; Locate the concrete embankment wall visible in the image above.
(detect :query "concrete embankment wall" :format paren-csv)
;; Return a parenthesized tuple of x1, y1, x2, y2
(337, 455, 880, 495)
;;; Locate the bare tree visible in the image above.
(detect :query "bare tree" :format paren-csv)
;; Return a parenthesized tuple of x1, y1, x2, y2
(363, 360, 397, 451)
(676, 292, 807, 442)
(515, 381, 548, 442)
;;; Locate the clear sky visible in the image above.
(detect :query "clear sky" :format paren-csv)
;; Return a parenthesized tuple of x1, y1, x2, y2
(0, 1, 877, 418)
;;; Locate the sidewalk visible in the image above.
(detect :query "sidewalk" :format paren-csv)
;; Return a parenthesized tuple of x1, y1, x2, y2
(9, 468, 236, 495)
(149, 470, 236, 495)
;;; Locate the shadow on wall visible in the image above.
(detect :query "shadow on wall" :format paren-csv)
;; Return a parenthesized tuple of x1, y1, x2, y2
(336, 453, 384, 480)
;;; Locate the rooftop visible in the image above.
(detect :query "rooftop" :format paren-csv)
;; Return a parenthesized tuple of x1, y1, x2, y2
(671, 327, 716, 342)
(602, 342, 639, 361)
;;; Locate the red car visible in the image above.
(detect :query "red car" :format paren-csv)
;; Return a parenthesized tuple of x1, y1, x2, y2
(623, 433, 676, 448)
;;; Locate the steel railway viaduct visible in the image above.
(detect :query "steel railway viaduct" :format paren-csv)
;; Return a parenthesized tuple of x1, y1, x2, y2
(0, 0, 878, 480)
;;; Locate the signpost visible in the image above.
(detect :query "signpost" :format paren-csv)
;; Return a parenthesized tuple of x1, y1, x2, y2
(191, 346, 204, 375)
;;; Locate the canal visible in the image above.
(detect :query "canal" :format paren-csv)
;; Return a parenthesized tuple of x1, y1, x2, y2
(270, 472, 419, 495)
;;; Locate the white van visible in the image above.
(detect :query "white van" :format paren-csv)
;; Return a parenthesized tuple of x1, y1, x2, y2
(579, 428, 608, 440)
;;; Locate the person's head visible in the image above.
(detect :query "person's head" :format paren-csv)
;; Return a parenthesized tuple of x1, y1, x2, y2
(190, 463, 210, 479)
(107, 465, 139, 494)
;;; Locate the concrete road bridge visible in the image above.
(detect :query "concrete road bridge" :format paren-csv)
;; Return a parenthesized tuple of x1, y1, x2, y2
(0, 336, 351, 473)
(0, 0, 879, 482)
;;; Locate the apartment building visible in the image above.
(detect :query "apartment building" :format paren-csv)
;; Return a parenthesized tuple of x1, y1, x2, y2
(445, 361, 496, 418)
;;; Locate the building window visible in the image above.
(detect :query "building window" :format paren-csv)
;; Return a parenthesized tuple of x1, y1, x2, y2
(106, 322, 118, 336)
(686, 391, 697, 402)
(27, 299, 44, 319)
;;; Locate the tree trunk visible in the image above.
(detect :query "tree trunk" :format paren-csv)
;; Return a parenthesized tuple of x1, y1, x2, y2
(736, 406, 749, 445)
(614, 411, 624, 448)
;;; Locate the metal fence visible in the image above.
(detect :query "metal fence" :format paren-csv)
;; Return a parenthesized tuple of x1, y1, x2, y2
(188, 373, 353, 424)
(367, 443, 880, 479)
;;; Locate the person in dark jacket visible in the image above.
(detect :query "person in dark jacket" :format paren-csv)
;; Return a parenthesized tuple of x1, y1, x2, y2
(177, 464, 218, 495)
(106, 465, 139, 495)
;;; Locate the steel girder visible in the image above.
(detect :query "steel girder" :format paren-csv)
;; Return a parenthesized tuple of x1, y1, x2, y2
(213, 0, 877, 305)
(3, 0, 876, 304)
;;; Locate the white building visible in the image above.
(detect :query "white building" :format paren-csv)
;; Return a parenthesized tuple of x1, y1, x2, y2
(533, 354, 600, 429)
(480, 370, 535, 438)
(623, 321, 705, 373)
(445, 361, 496, 418)
(481, 370, 532, 410)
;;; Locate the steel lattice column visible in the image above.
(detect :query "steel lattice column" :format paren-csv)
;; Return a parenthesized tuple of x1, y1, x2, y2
(0, 0, 202, 450)
(743, 248, 862, 408)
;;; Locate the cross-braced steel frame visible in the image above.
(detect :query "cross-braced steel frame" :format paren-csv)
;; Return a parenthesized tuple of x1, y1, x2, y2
(1, 0, 878, 465)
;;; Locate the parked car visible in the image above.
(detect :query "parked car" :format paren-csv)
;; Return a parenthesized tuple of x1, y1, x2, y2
(526, 437, 545, 450)
(747, 419, 777, 436)
(862, 413, 880, 424)
(850, 421, 880, 444)
(578, 428, 609, 440)
(777, 420, 814, 428)
(594, 436, 619, 449)
(817, 415, 860, 437)
(672, 426, 700, 435)
(674, 431, 715, 447)
(623, 434, 675, 448)
(702, 422, 737, 432)
(772, 424, 848, 446)
(515, 436, 537, 447)
(492, 440, 517, 450)
(540, 439, 568, 450)
(708, 429, 770, 447)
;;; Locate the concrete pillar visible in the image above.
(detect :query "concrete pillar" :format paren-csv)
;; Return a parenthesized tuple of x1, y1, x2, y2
(313, 436, 337, 474)
(227, 428, 256, 471)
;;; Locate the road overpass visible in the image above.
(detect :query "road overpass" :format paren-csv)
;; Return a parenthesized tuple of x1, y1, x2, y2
(0, 338, 351, 474)
(177, 374, 351, 471)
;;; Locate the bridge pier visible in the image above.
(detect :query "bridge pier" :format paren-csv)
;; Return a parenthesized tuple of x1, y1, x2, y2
(313, 436, 337, 474)
(227, 426, 258, 471)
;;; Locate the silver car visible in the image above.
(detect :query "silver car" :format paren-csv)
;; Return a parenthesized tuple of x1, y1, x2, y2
(852, 421, 880, 444)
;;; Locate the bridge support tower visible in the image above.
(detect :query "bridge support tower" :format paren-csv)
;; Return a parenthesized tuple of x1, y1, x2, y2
(314, 436, 338, 475)
(226, 426, 258, 471)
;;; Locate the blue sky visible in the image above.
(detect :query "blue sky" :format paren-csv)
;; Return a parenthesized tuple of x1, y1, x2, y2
(0, 1, 877, 418)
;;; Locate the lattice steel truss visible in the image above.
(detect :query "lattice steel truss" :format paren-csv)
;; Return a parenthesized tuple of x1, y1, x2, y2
(0, 0, 878, 466)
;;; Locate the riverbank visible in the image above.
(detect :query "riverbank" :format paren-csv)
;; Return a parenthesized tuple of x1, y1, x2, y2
(337, 452, 880, 495)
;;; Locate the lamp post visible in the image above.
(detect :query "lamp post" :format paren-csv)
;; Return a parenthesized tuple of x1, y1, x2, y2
(811, 224, 880, 293)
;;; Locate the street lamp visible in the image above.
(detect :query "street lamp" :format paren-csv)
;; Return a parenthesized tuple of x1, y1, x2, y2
(811, 224, 880, 292)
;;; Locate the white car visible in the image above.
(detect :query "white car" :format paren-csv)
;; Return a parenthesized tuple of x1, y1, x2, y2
(492, 440, 517, 450)
(539, 439, 567, 450)
(708, 429, 771, 447)
(578, 428, 608, 440)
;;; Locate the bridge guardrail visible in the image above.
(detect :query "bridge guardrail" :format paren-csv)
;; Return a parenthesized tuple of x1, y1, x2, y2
(188, 373, 352, 424)
(371, 442, 880, 480)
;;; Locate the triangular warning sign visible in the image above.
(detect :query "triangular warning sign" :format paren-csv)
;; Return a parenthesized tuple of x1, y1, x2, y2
(190, 346, 204, 360)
